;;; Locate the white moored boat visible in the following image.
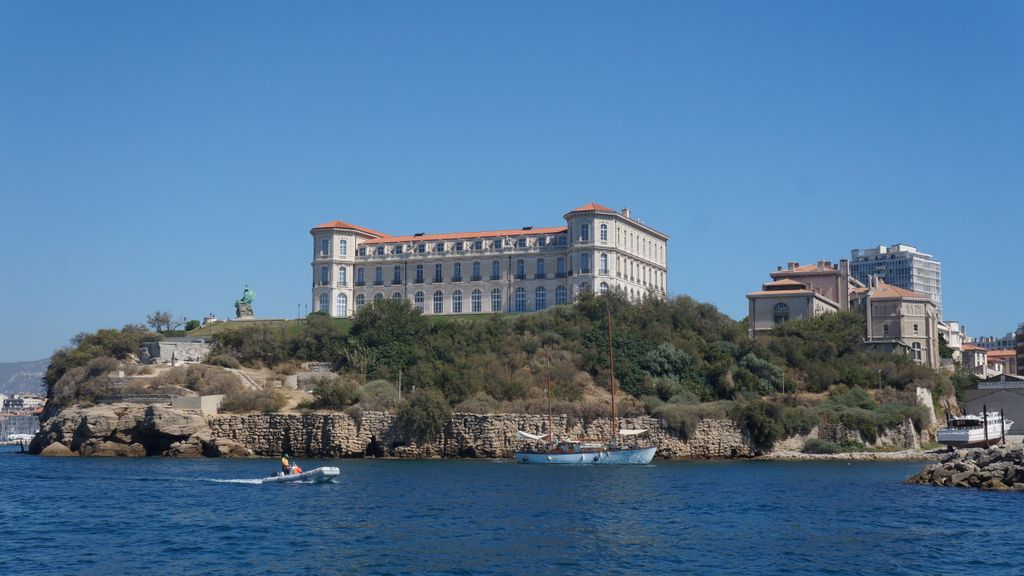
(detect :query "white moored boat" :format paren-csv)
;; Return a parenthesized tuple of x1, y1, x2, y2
(262, 466, 340, 484)
(936, 406, 1013, 448)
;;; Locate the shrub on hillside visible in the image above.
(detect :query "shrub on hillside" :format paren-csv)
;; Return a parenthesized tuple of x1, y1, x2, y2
(395, 388, 452, 442)
(207, 354, 242, 369)
(801, 438, 866, 454)
(653, 403, 699, 439)
(359, 379, 400, 412)
(221, 387, 286, 413)
(308, 375, 361, 409)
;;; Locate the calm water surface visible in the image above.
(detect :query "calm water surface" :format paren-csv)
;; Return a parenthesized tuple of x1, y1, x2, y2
(0, 449, 1020, 575)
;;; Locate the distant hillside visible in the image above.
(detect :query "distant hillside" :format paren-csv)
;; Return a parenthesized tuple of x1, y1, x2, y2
(0, 359, 47, 395)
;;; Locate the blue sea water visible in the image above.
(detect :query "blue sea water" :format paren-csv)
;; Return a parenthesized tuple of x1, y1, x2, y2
(0, 449, 1021, 576)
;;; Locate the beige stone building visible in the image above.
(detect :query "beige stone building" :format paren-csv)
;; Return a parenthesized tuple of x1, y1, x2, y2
(310, 202, 668, 317)
(850, 279, 940, 369)
(748, 259, 940, 368)
(746, 260, 861, 335)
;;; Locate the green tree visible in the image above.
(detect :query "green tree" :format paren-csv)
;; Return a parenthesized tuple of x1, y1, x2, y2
(147, 311, 175, 333)
(395, 388, 451, 442)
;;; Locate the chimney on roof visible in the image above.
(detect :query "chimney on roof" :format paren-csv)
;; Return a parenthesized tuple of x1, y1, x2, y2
(787, 261, 798, 271)
(414, 232, 424, 237)
(622, 207, 631, 219)
(522, 226, 533, 230)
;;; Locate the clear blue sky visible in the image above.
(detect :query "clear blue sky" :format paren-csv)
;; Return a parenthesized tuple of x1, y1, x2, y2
(2, 1, 1022, 363)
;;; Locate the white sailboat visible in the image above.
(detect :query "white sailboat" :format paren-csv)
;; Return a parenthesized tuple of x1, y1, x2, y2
(936, 404, 1013, 448)
(514, 309, 656, 465)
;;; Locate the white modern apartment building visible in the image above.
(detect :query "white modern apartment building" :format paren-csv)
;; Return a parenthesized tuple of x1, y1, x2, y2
(310, 203, 669, 317)
(849, 244, 942, 317)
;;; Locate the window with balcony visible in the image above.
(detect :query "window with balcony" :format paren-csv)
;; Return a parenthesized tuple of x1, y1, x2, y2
(491, 288, 502, 312)
(517, 238, 526, 248)
(600, 223, 607, 241)
(433, 290, 444, 314)
(556, 257, 566, 278)
(600, 253, 608, 274)
(492, 239, 502, 249)
(491, 260, 501, 280)
(536, 258, 545, 278)
(415, 264, 424, 283)
(514, 287, 526, 312)
(535, 287, 546, 311)
(393, 266, 402, 284)
(355, 293, 365, 310)
(434, 263, 443, 283)
(375, 246, 384, 255)
(515, 259, 525, 279)
(359, 247, 367, 256)
(452, 290, 462, 313)
(581, 224, 590, 242)
(435, 242, 445, 253)
(455, 242, 464, 252)
(473, 240, 483, 250)
(338, 266, 347, 286)
(336, 293, 348, 317)
(558, 235, 566, 246)
(320, 266, 330, 286)
(374, 267, 383, 285)
(417, 244, 426, 254)
(581, 253, 591, 274)
(356, 267, 365, 286)
(453, 263, 462, 282)
(414, 291, 424, 312)
(472, 261, 481, 281)
(339, 239, 347, 255)
(471, 289, 482, 312)
(913, 342, 922, 360)
(555, 285, 567, 305)
(319, 293, 329, 313)
(394, 245, 403, 255)
(320, 238, 330, 256)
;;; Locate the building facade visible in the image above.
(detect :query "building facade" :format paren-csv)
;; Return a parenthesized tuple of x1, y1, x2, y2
(850, 244, 942, 317)
(310, 203, 669, 317)
(850, 279, 941, 369)
(745, 259, 861, 335)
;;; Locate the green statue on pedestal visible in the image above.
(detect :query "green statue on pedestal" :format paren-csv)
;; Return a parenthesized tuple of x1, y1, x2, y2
(235, 284, 255, 318)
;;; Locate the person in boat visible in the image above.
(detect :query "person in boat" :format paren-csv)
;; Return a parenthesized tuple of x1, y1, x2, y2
(281, 455, 292, 475)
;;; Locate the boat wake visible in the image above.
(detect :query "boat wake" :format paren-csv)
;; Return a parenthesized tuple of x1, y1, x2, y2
(199, 478, 264, 485)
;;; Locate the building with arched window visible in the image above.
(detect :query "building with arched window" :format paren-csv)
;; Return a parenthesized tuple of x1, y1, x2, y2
(310, 202, 669, 317)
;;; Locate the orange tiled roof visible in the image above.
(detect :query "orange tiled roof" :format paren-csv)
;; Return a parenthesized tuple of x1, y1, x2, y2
(771, 263, 835, 276)
(870, 281, 929, 300)
(363, 226, 568, 245)
(764, 278, 806, 288)
(311, 220, 390, 238)
(746, 289, 818, 297)
(987, 349, 1016, 358)
(961, 344, 987, 352)
(567, 202, 615, 214)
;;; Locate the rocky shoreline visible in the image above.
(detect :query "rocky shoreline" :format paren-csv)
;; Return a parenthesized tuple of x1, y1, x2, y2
(30, 403, 934, 461)
(763, 449, 941, 462)
(906, 445, 1024, 491)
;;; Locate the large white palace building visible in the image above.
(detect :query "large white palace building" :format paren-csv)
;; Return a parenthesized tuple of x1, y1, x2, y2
(310, 202, 669, 317)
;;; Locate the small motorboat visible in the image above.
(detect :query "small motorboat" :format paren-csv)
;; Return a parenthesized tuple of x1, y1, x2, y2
(261, 466, 340, 484)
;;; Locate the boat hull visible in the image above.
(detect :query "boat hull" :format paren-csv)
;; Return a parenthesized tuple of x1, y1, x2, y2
(515, 446, 656, 465)
(936, 419, 1013, 448)
(261, 466, 340, 484)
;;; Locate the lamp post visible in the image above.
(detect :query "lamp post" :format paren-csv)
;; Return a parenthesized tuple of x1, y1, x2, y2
(877, 369, 882, 392)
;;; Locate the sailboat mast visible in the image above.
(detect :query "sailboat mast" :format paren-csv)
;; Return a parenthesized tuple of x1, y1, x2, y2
(607, 308, 617, 443)
(546, 378, 554, 446)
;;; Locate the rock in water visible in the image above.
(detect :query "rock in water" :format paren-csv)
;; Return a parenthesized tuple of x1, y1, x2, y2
(40, 442, 74, 457)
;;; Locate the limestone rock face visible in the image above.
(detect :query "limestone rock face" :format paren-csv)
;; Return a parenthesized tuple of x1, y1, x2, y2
(40, 442, 74, 457)
(140, 405, 207, 438)
(78, 439, 147, 457)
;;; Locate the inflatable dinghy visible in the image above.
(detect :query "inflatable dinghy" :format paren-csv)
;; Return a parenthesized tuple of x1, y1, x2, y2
(262, 466, 340, 484)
